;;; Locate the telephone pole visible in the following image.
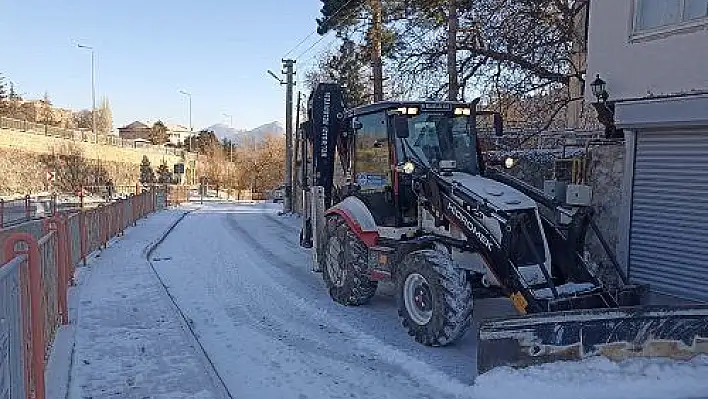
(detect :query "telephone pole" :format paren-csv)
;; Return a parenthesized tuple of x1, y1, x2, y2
(370, 0, 384, 102)
(283, 59, 296, 213)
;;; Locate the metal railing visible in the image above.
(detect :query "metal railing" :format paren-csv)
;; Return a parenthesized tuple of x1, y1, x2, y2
(0, 196, 58, 229)
(0, 187, 179, 399)
(0, 116, 188, 157)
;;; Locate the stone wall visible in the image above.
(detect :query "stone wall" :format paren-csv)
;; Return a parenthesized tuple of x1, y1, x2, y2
(487, 143, 626, 286)
(0, 147, 142, 195)
(0, 127, 186, 166)
(0, 127, 196, 195)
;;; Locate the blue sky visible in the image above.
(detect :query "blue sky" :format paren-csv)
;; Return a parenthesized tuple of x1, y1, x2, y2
(0, 0, 328, 130)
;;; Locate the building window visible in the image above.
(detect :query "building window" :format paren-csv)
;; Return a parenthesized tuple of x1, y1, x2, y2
(634, 0, 708, 32)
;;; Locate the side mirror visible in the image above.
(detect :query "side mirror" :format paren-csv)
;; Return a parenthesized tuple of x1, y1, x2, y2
(493, 113, 504, 137)
(352, 119, 363, 131)
(393, 114, 409, 138)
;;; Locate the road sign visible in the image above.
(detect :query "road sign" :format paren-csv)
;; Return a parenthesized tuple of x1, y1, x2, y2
(46, 170, 56, 183)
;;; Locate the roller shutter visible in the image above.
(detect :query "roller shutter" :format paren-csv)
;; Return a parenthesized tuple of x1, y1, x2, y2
(629, 130, 708, 302)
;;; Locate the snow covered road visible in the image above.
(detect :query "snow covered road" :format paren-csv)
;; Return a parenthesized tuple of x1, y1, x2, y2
(146, 202, 708, 399)
(150, 202, 477, 399)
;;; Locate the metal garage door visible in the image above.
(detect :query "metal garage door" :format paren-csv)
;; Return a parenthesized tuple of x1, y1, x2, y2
(630, 130, 708, 302)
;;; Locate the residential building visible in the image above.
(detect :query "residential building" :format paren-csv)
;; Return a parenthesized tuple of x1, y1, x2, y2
(586, 0, 708, 302)
(164, 123, 192, 146)
(118, 121, 151, 141)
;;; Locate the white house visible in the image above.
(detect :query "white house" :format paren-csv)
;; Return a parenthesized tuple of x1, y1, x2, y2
(586, 0, 708, 302)
(164, 123, 192, 146)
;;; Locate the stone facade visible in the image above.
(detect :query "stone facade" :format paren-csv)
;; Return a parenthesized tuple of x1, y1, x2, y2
(486, 143, 626, 286)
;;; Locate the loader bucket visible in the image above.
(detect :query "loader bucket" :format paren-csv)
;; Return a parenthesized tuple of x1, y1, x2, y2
(477, 305, 708, 374)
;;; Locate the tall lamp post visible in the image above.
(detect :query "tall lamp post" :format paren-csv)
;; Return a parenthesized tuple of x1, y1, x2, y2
(179, 90, 194, 184)
(77, 44, 96, 142)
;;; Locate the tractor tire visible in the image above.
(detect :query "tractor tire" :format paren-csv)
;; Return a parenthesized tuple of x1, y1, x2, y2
(321, 215, 378, 306)
(396, 249, 473, 346)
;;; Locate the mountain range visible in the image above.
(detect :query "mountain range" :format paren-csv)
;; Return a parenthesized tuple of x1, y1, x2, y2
(207, 121, 284, 143)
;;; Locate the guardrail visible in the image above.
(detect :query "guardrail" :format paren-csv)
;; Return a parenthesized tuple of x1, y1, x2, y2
(0, 187, 173, 399)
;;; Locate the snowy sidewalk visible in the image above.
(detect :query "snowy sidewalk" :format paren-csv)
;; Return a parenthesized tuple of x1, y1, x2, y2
(57, 208, 223, 399)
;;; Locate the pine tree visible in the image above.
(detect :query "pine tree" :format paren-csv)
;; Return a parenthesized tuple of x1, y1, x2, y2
(316, 0, 388, 101)
(139, 155, 155, 184)
(156, 160, 173, 183)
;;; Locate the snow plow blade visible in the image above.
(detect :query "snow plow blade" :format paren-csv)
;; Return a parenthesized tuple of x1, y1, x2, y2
(477, 305, 708, 374)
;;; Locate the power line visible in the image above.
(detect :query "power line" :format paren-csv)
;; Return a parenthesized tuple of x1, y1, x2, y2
(282, 0, 359, 58)
(294, 34, 331, 61)
(283, 31, 317, 58)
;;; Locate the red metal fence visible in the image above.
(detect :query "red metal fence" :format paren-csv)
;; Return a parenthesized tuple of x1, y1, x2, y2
(0, 187, 174, 399)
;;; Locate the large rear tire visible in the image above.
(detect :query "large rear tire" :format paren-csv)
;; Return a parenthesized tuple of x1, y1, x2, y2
(321, 215, 378, 305)
(396, 249, 473, 346)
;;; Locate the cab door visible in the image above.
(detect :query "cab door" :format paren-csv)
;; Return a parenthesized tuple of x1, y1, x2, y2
(352, 111, 397, 226)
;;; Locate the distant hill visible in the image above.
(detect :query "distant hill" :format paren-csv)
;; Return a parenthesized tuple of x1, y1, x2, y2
(207, 123, 244, 141)
(206, 121, 284, 144)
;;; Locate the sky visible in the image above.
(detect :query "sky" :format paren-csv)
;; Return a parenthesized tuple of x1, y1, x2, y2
(0, 0, 330, 131)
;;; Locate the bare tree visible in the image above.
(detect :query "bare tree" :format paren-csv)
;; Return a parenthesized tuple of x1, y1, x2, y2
(97, 97, 113, 134)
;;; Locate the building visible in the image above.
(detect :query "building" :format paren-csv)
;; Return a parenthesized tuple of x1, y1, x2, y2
(118, 121, 151, 141)
(164, 123, 192, 146)
(586, 0, 708, 302)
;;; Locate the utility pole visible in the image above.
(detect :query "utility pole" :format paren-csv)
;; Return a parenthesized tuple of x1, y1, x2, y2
(293, 92, 302, 214)
(370, 0, 384, 102)
(282, 59, 296, 213)
(77, 44, 97, 142)
(447, 0, 459, 101)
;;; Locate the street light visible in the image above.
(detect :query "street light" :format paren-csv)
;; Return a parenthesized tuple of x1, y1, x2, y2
(179, 90, 195, 184)
(590, 74, 608, 103)
(77, 44, 96, 142)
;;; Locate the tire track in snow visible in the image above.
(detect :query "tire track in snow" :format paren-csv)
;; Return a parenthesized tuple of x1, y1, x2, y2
(224, 211, 476, 398)
(154, 207, 455, 398)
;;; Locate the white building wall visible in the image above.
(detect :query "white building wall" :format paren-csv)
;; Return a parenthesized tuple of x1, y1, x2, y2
(585, 0, 708, 103)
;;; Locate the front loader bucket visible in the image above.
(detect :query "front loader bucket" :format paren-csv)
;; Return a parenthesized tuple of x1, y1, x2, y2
(477, 305, 708, 374)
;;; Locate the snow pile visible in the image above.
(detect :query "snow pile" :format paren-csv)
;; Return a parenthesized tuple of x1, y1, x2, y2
(486, 148, 586, 165)
(534, 282, 596, 299)
(473, 356, 708, 399)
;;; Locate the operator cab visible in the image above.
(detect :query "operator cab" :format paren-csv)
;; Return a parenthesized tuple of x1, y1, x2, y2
(338, 101, 501, 228)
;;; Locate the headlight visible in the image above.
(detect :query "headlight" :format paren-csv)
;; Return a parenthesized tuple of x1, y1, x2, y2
(504, 157, 515, 169)
(454, 107, 471, 116)
(403, 161, 415, 174)
(397, 107, 419, 115)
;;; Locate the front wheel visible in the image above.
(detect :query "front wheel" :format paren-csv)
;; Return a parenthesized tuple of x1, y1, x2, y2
(396, 249, 473, 346)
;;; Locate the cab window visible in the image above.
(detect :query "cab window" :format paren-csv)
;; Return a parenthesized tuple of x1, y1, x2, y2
(354, 112, 390, 191)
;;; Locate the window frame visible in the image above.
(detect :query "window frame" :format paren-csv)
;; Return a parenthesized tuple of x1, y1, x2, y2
(631, 0, 708, 41)
(352, 111, 393, 191)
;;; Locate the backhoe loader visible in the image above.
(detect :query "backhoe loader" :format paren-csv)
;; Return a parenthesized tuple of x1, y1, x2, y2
(298, 83, 708, 373)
